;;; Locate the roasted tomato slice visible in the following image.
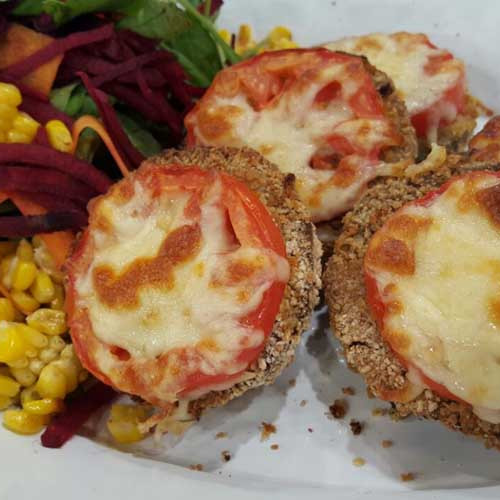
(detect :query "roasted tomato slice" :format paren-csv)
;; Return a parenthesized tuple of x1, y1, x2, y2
(66, 164, 289, 407)
(185, 48, 402, 222)
(364, 170, 500, 409)
(325, 32, 467, 141)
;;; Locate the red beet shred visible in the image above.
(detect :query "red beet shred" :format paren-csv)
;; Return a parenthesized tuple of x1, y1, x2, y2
(41, 382, 118, 449)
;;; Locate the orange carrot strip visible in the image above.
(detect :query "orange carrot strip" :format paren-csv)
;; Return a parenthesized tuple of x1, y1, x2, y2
(72, 115, 130, 177)
(7, 192, 74, 269)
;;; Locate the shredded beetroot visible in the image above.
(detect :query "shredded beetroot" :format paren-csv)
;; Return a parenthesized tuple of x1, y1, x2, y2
(0, 166, 97, 204)
(54, 26, 203, 150)
(0, 211, 87, 237)
(41, 382, 118, 449)
(0, 144, 111, 193)
(10, 190, 83, 212)
(20, 95, 73, 129)
(92, 52, 168, 87)
(2, 24, 114, 80)
(79, 72, 144, 169)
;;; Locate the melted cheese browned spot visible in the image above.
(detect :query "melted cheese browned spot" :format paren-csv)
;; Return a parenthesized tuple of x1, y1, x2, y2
(365, 171, 500, 417)
(93, 224, 201, 309)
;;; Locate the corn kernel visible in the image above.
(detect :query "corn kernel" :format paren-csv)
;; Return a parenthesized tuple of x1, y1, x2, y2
(12, 260, 37, 291)
(238, 24, 253, 45)
(16, 239, 33, 261)
(45, 120, 73, 153)
(16, 323, 48, 349)
(25, 347, 37, 358)
(26, 308, 66, 335)
(0, 83, 22, 107)
(60, 344, 75, 360)
(28, 359, 44, 375)
(23, 397, 64, 416)
(39, 347, 57, 364)
(50, 284, 64, 310)
(0, 395, 12, 409)
(12, 112, 39, 140)
(10, 366, 36, 387)
(36, 364, 67, 399)
(271, 38, 298, 50)
(7, 129, 32, 144)
(0, 323, 29, 363)
(20, 385, 39, 406)
(8, 356, 28, 368)
(1, 254, 16, 288)
(0, 241, 17, 257)
(0, 374, 20, 397)
(0, 103, 17, 127)
(3, 409, 49, 435)
(107, 404, 149, 444)
(30, 271, 55, 303)
(50, 358, 78, 393)
(0, 298, 15, 321)
(269, 26, 292, 43)
(49, 335, 66, 352)
(218, 29, 231, 45)
(10, 290, 39, 314)
(0, 365, 10, 376)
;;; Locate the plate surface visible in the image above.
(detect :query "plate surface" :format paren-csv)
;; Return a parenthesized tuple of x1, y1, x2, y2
(2, 1, 500, 499)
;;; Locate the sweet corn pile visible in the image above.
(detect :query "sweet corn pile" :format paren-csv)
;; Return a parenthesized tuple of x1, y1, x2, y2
(0, 237, 88, 435)
(219, 25, 298, 56)
(0, 82, 72, 151)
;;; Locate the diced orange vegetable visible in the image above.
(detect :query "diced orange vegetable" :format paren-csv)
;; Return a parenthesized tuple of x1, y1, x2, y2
(0, 24, 63, 97)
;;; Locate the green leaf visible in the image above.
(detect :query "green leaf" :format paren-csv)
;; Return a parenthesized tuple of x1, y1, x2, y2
(43, 0, 134, 26)
(117, 1, 191, 43)
(11, 0, 45, 16)
(117, 112, 162, 157)
(50, 83, 79, 113)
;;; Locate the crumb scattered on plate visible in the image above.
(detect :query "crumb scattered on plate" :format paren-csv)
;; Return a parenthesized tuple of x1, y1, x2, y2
(288, 378, 296, 387)
(300, 399, 308, 407)
(372, 407, 389, 417)
(189, 464, 204, 471)
(349, 419, 364, 435)
(260, 422, 277, 441)
(270, 444, 279, 450)
(381, 440, 393, 448)
(307, 428, 314, 433)
(221, 450, 231, 462)
(352, 457, 366, 467)
(329, 399, 347, 419)
(342, 386, 355, 396)
(215, 432, 228, 440)
(400, 472, 416, 482)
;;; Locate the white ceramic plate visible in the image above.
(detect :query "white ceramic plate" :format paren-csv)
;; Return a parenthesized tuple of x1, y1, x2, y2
(2, 1, 500, 499)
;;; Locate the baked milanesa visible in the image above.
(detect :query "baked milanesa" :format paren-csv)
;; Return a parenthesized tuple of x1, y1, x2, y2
(324, 153, 500, 449)
(145, 147, 322, 418)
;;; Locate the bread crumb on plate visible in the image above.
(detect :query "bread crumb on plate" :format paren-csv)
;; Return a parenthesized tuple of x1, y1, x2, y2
(329, 399, 347, 419)
(352, 457, 366, 467)
(260, 422, 277, 441)
(349, 419, 364, 435)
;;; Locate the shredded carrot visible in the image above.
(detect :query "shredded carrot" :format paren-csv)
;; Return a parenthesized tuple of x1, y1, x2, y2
(6, 192, 74, 269)
(72, 115, 130, 177)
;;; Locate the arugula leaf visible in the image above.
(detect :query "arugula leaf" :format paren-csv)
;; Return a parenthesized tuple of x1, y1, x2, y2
(50, 83, 111, 117)
(117, 112, 162, 157)
(11, 0, 45, 16)
(43, 0, 133, 26)
(117, 1, 191, 42)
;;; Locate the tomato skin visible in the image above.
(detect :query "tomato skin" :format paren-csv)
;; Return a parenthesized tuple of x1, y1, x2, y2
(410, 71, 466, 138)
(66, 165, 288, 404)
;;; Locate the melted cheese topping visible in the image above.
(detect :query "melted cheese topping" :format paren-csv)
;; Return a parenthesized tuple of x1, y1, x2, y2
(186, 52, 400, 222)
(325, 33, 464, 115)
(366, 172, 500, 418)
(74, 171, 289, 401)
